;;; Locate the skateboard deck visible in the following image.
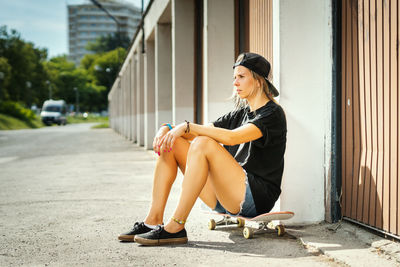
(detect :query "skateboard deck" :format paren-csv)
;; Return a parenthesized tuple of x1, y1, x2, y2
(206, 211, 294, 239)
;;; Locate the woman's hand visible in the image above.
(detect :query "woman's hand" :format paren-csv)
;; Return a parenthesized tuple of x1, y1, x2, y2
(159, 123, 186, 153)
(153, 126, 170, 155)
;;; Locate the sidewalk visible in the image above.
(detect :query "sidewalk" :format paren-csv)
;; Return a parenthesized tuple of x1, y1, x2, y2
(290, 221, 400, 266)
(0, 125, 399, 266)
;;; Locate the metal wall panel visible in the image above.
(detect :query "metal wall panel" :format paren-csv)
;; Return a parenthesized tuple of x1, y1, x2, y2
(248, 0, 273, 68)
(342, 0, 399, 237)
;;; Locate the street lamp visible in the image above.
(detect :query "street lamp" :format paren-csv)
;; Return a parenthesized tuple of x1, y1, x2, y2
(46, 80, 52, 99)
(73, 87, 80, 115)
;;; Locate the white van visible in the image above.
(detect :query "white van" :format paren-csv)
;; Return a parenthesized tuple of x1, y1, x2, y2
(40, 100, 67, 126)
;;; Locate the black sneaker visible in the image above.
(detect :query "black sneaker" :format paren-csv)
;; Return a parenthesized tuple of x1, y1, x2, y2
(134, 225, 188, 246)
(118, 222, 153, 242)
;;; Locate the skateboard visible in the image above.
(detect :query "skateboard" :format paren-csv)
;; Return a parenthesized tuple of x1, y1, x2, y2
(206, 211, 294, 239)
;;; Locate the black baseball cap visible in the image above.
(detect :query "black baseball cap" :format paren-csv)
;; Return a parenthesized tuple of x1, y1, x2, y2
(233, 52, 279, 97)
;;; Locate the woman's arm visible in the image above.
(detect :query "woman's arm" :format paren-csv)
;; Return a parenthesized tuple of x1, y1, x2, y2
(160, 121, 262, 151)
(181, 122, 215, 141)
(189, 122, 262, 146)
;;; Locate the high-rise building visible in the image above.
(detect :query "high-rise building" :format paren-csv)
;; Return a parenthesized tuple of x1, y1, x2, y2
(67, 0, 141, 65)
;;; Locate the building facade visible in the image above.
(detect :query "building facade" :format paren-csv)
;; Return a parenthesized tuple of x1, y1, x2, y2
(68, 0, 141, 65)
(108, 0, 400, 239)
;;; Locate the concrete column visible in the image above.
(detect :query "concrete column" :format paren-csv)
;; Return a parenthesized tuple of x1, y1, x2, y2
(136, 49, 145, 146)
(171, 0, 195, 124)
(144, 39, 156, 150)
(121, 71, 126, 136)
(126, 65, 131, 140)
(276, 0, 332, 224)
(203, 0, 235, 123)
(131, 55, 137, 143)
(127, 60, 133, 141)
(138, 48, 145, 146)
(155, 23, 172, 128)
(124, 67, 129, 139)
(117, 80, 122, 134)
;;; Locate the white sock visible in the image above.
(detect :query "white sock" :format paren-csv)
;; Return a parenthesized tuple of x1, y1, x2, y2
(144, 223, 157, 229)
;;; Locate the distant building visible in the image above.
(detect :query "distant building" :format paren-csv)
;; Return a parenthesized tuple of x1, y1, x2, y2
(67, 0, 141, 65)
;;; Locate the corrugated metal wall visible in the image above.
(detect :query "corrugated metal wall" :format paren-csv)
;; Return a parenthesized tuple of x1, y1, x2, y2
(248, 0, 273, 69)
(342, 0, 399, 237)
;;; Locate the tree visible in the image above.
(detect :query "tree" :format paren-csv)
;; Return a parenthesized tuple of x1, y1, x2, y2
(85, 32, 131, 53)
(0, 25, 124, 113)
(0, 25, 49, 107)
(45, 55, 106, 112)
(0, 57, 11, 100)
(81, 47, 126, 109)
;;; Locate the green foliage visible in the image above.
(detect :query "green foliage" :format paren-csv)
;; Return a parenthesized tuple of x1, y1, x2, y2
(86, 33, 131, 53)
(91, 122, 109, 129)
(0, 113, 43, 130)
(67, 114, 108, 124)
(80, 54, 97, 71)
(0, 56, 12, 100)
(81, 47, 126, 110)
(0, 25, 126, 113)
(0, 25, 49, 106)
(0, 101, 36, 122)
(44, 55, 107, 112)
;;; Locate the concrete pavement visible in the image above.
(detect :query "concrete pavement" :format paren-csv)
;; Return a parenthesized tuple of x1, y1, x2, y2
(0, 123, 399, 266)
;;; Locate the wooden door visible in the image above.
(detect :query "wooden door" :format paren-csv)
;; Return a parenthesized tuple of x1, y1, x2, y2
(342, 0, 399, 237)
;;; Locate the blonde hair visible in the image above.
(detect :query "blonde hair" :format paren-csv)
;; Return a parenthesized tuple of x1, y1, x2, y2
(232, 54, 277, 110)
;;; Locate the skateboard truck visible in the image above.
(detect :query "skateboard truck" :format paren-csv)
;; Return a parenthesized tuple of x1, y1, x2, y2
(206, 211, 294, 239)
(208, 216, 245, 230)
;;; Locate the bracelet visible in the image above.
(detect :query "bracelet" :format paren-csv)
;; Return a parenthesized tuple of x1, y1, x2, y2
(171, 216, 186, 225)
(184, 120, 190, 133)
(161, 123, 173, 130)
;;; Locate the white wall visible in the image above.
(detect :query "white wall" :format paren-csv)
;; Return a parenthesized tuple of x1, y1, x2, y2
(203, 0, 235, 123)
(144, 39, 156, 150)
(171, 0, 195, 124)
(276, 0, 332, 224)
(155, 23, 173, 129)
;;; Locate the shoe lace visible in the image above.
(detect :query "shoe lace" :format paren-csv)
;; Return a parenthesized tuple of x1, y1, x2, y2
(132, 222, 145, 230)
(152, 225, 163, 234)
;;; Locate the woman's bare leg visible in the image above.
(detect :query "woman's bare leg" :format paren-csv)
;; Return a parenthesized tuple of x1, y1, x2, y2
(144, 137, 190, 225)
(164, 136, 246, 233)
(144, 136, 221, 226)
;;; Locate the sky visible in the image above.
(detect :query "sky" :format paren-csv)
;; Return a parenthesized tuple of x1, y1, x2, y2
(0, 0, 148, 58)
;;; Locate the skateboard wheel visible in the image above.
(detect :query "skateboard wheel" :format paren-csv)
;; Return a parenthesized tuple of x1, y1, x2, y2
(243, 227, 254, 239)
(276, 225, 285, 236)
(237, 218, 245, 228)
(208, 219, 216, 230)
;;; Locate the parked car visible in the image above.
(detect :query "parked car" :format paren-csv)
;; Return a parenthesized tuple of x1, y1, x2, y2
(40, 100, 67, 126)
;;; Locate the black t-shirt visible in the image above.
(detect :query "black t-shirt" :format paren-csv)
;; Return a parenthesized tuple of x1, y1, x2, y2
(213, 101, 287, 215)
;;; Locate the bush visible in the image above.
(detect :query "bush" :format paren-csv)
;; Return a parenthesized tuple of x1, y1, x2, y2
(0, 101, 36, 122)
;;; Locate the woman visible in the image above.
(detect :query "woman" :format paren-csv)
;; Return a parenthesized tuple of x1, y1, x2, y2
(118, 52, 287, 246)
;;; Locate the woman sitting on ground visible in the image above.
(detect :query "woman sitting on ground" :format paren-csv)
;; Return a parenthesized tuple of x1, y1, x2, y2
(118, 52, 287, 246)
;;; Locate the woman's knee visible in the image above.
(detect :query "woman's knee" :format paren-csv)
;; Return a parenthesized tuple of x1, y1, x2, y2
(159, 136, 188, 157)
(190, 136, 218, 153)
(172, 136, 188, 149)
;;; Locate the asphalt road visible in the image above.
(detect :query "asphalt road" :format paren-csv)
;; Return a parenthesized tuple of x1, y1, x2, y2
(0, 123, 340, 266)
